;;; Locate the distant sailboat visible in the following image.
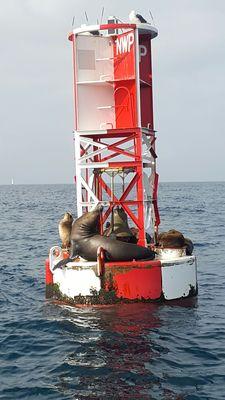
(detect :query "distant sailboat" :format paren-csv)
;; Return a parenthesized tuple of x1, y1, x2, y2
(11, 178, 14, 185)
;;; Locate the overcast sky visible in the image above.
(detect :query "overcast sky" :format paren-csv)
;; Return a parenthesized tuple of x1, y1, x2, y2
(0, 0, 224, 184)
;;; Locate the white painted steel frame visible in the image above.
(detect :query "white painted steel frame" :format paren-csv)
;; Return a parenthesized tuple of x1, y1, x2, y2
(74, 129, 156, 231)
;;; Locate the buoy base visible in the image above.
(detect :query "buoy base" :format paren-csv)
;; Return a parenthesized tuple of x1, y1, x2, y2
(45, 248, 197, 305)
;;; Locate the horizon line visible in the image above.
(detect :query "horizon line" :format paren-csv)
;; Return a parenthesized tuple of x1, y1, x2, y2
(1, 180, 225, 186)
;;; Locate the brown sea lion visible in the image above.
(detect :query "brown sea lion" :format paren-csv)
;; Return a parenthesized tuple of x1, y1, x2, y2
(158, 229, 185, 248)
(157, 229, 194, 255)
(184, 237, 194, 255)
(104, 207, 137, 243)
(131, 227, 152, 244)
(71, 205, 154, 261)
(53, 205, 155, 269)
(58, 212, 73, 249)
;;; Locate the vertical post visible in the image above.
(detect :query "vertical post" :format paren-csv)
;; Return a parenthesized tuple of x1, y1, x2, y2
(94, 141, 103, 234)
(136, 129, 146, 246)
(72, 35, 78, 131)
(135, 28, 141, 128)
(74, 133, 83, 217)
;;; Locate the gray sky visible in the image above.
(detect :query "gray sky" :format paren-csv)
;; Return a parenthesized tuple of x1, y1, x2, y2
(0, 0, 224, 184)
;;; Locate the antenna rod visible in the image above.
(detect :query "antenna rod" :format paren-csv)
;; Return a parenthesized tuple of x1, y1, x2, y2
(84, 11, 89, 23)
(100, 6, 105, 24)
(149, 10, 155, 25)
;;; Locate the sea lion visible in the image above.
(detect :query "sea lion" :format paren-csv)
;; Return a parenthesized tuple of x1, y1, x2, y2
(71, 205, 155, 261)
(157, 229, 194, 255)
(131, 227, 151, 244)
(158, 229, 185, 248)
(53, 205, 155, 269)
(58, 212, 73, 249)
(104, 207, 138, 243)
(184, 237, 194, 255)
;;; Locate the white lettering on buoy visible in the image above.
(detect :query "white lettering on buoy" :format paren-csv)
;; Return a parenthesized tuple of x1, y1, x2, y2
(139, 45, 147, 58)
(116, 33, 134, 55)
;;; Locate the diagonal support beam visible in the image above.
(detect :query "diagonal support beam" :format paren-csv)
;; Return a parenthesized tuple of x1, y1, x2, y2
(120, 173, 139, 202)
(79, 145, 108, 163)
(80, 176, 99, 204)
(98, 174, 141, 228)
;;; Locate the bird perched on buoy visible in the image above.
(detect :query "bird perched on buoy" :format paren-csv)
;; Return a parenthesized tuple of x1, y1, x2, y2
(129, 10, 147, 24)
(58, 212, 73, 249)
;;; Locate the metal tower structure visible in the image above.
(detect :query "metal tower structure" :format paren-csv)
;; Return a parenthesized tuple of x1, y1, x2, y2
(69, 21, 160, 245)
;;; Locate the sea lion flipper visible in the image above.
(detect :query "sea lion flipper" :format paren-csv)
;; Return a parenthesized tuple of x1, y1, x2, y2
(53, 257, 77, 271)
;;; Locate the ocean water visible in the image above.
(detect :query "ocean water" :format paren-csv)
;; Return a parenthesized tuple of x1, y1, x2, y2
(0, 182, 225, 400)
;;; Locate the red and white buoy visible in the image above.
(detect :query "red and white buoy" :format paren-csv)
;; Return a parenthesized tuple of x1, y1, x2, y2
(46, 16, 197, 304)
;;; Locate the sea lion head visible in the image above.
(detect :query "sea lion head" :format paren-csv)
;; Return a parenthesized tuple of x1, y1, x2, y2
(58, 212, 74, 249)
(62, 212, 73, 223)
(107, 207, 134, 238)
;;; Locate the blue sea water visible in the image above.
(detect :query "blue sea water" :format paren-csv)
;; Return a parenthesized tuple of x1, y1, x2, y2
(0, 182, 225, 400)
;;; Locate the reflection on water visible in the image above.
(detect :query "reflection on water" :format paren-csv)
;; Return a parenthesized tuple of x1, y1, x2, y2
(48, 300, 197, 399)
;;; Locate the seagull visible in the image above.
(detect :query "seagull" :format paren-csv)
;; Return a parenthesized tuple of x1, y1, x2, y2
(129, 10, 148, 24)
